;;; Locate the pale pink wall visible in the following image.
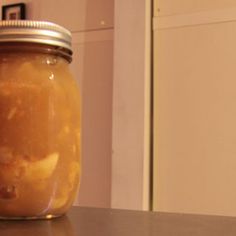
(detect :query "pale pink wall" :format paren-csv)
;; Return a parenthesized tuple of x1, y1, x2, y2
(78, 39, 113, 207)
(1, 0, 114, 31)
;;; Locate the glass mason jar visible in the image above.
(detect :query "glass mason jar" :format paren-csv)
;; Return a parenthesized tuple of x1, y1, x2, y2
(0, 21, 81, 219)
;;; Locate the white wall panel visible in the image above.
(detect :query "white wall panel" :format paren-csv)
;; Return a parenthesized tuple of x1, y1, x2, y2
(154, 0, 236, 17)
(112, 0, 151, 211)
(154, 20, 236, 216)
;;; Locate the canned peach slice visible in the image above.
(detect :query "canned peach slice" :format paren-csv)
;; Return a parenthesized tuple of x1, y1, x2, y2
(24, 152, 59, 182)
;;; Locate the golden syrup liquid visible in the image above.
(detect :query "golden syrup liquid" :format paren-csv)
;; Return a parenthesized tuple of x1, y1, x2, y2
(0, 53, 80, 218)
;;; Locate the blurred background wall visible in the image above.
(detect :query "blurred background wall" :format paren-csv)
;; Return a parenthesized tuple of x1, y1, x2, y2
(0, 0, 114, 208)
(0, 0, 150, 211)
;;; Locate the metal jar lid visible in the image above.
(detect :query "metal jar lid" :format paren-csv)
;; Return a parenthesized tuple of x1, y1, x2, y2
(0, 20, 72, 53)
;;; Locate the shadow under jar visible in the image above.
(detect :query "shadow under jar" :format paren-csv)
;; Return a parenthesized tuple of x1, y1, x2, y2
(0, 21, 81, 219)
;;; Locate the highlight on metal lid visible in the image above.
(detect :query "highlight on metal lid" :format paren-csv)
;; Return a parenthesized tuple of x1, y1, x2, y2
(0, 20, 72, 53)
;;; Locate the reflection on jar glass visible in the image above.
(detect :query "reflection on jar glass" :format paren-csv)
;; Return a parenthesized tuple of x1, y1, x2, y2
(0, 21, 81, 219)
